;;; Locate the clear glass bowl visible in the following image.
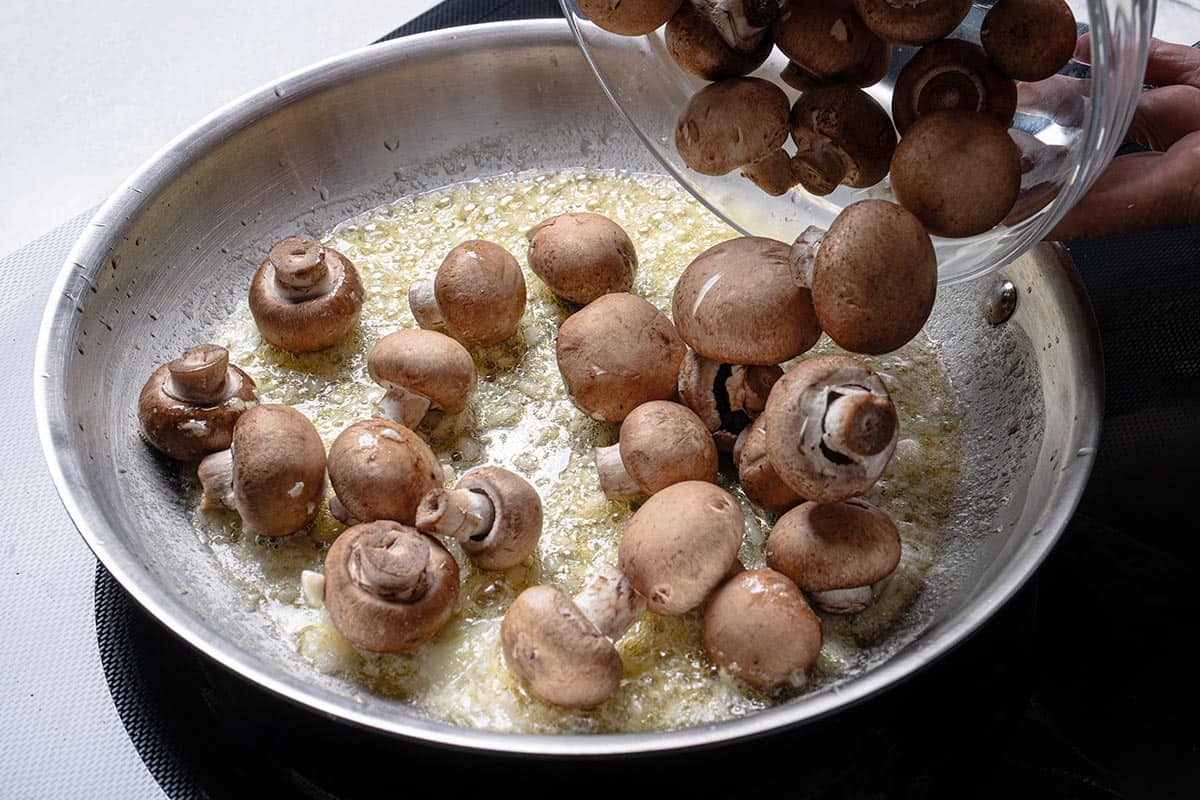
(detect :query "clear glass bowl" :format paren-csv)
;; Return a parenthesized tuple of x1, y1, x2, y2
(561, 0, 1156, 283)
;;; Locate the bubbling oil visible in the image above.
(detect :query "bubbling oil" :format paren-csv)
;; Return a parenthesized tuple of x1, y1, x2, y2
(193, 169, 962, 733)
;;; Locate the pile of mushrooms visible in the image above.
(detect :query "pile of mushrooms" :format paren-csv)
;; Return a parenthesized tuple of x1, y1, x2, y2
(580, 0, 1079, 238)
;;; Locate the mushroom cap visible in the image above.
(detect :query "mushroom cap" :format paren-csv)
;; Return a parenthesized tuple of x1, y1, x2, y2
(852, 0, 972, 46)
(577, 0, 684, 36)
(891, 38, 1017, 134)
(981, 0, 1077, 82)
(773, 0, 890, 89)
(249, 238, 364, 352)
(367, 329, 476, 416)
(434, 240, 526, 346)
(618, 401, 719, 494)
(667, 2, 774, 81)
(789, 83, 897, 196)
(890, 111, 1023, 238)
(736, 416, 804, 515)
(501, 584, 623, 709)
(672, 237, 821, 365)
(739, 149, 802, 196)
(556, 292, 687, 422)
(453, 466, 543, 570)
(229, 404, 327, 537)
(761, 355, 898, 503)
(675, 78, 791, 176)
(526, 212, 637, 305)
(767, 499, 901, 592)
(328, 419, 443, 525)
(810, 199, 936, 354)
(702, 568, 822, 689)
(324, 521, 460, 652)
(618, 481, 745, 615)
(138, 345, 258, 461)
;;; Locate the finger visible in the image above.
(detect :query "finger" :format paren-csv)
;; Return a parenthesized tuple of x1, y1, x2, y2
(1126, 85, 1200, 150)
(1049, 131, 1200, 239)
(1076, 34, 1200, 88)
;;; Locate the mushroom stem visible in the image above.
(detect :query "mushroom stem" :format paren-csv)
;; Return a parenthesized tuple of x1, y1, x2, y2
(593, 444, 642, 501)
(348, 527, 431, 602)
(823, 388, 898, 458)
(165, 344, 229, 404)
(407, 279, 445, 330)
(573, 565, 647, 641)
(415, 488, 496, 542)
(269, 237, 333, 301)
(811, 585, 874, 615)
(374, 386, 433, 429)
(197, 449, 236, 512)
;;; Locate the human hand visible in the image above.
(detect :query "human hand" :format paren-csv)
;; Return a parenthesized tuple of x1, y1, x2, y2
(1050, 36, 1200, 240)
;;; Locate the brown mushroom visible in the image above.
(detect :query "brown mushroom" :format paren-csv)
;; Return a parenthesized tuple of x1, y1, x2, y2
(774, 0, 890, 90)
(677, 349, 782, 450)
(618, 480, 745, 615)
(789, 83, 897, 196)
(326, 419, 442, 526)
(890, 111, 1023, 238)
(593, 400, 718, 501)
(767, 499, 901, 613)
(891, 38, 1017, 134)
(672, 237, 821, 365)
(810, 200, 937, 354)
(367, 329, 476, 428)
(675, 78, 791, 176)
(577, 0, 684, 36)
(416, 466, 543, 570)
(981, 0, 1077, 82)
(789, 224, 824, 288)
(556, 292, 686, 422)
(324, 521, 459, 652)
(248, 236, 364, 352)
(739, 149, 804, 196)
(734, 416, 804, 515)
(666, 1, 774, 81)
(408, 240, 526, 346)
(197, 404, 326, 537)
(702, 568, 822, 688)
(526, 212, 637, 305)
(137, 344, 259, 461)
(761, 355, 898, 503)
(689, 0, 781, 50)
(852, 0, 972, 46)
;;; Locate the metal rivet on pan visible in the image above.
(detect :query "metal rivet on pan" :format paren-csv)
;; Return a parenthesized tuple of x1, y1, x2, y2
(984, 280, 1018, 325)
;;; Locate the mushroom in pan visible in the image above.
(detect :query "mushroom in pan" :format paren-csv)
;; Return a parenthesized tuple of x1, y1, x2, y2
(408, 240, 526, 346)
(666, 1, 775, 81)
(249, 236, 364, 352)
(593, 400, 718, 501)
(137, 344, 258, 461)
(774, 0, 890, 91)
(809, 200, 937, 354)
(677, 349, 782, 450)
(367, 329, 475, 428)
(788, 83, 897, 196)
(415, 465, 542, 570)
(689, 0, 781, 51)
(761, 354, 899, 503)
(501, 565, 645, 709)
(672, 236, 821, 366)
(326, 419, 442, 526)
(890, 111, 1023, 237)
(576, 0, 685, 36)
(323, 521, 459, 652)
(891, 38, 1017, 134)
(852, 0, 972, 46)
(556, 292, 686, 422)
(702, 568, 823, 688)
(982, 0, 1078, 82)
(734, 416, 804, 515)
(767, 499, 901, 614)
(675, 78, 791, 177)
(197, 404, 326, 538)
(526, 212, 637, 306)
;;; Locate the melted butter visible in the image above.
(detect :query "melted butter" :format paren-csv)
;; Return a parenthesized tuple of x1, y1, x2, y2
(192, 169, 963, 733)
